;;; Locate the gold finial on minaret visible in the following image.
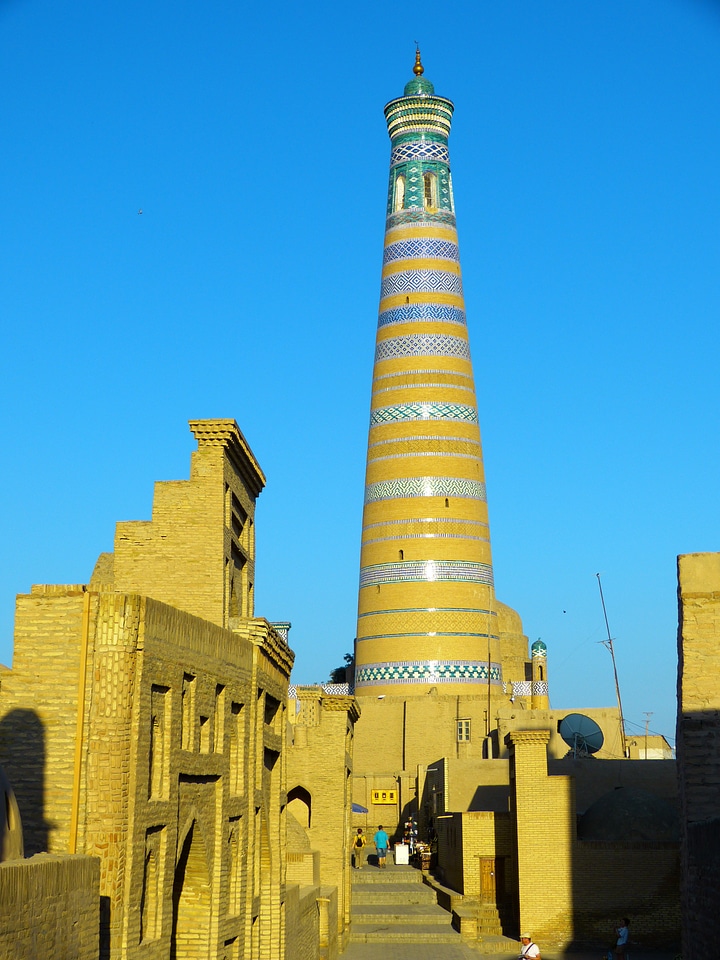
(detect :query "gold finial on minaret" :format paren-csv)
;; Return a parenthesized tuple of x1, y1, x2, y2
(413, 45, 424, 76)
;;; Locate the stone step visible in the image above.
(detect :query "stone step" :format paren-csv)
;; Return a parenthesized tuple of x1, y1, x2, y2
(350, 922, 462, 944)
(352, 883, 437, 905)
(477, 912, 504, 934)
(351, 867, 424, 884)
(353, 904, 451, 925)
(475, 935, 522, 954)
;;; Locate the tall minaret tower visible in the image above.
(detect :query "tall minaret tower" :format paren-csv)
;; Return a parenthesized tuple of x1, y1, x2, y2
(354, 54, 503, 700)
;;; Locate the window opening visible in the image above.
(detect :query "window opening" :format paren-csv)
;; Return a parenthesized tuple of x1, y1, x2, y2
(394, 174, 406, 211)
(423, 172, 436, 208)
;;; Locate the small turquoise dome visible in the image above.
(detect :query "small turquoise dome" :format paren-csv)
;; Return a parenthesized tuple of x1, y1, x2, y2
(404, 75, 435, 97)
(531, 639, 547, 657)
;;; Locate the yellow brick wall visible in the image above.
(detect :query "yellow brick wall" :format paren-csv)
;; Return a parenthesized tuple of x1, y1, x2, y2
(435, 810, 512, 897)
(508, 730, 574, 944)
(284, 885, 338, 960)
(0, 587, 294, 960)
(677, 552, 720, 960)
(287, 692, 358, 945)
(113, 420, 264, 630)
(0, 855, 99, 960)
(0, 587, 87, 855)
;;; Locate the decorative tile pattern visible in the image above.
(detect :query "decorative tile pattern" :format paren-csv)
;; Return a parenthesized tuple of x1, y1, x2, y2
(367, 451, 481, 465)
(512, 681, 532, 697)
(370, 402, 477, 425)
(386, 210, 457, 229)
(364, 476, 486, 503)
(359, 559, 494, 587)
(288, 683, 351, 697)
(362, 517, 490, 542)
(368, 444, 481, 461)
(532, 681, 549, 695)
(385, 96, 454, 140)
(375, 336, 470, 362)
(368, 434, 479, 448)
(362, 530, 489, 544)
(383, 239, 459, 264)
(381, 269, 463, 299)
(362, 518, 488, 530)
(372, 382, 475, 396)
(359, 631, 494, 641)
(390, 141, 450, 165)
(357, 607, 497, 636)
(374, 368, 473, 381)
(377, 304, 466, 328)
(357, 606, 495, 617)
(269, 621, 291, 642)
(355, 659, 503, 687)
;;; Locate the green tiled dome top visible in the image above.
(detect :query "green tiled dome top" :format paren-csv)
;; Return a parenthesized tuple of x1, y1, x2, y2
(404, 75, 435, 97)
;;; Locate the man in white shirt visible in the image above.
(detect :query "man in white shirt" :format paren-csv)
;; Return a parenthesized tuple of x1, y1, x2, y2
(519, 934, 541, 960)
(615, 918, 630, 960)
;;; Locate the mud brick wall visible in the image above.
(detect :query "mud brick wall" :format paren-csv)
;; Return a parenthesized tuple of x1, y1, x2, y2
(0, 854, 99, 960)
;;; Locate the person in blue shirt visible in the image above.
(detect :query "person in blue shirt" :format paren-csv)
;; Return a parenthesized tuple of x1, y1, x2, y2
(374, 825, 389, 868)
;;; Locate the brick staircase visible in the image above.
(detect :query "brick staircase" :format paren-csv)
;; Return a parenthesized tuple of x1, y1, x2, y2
(478, 902, 504, 936)
(350, 862, 462, 945)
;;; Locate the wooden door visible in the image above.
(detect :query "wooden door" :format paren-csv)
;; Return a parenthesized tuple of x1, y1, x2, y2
(479, 857, 496, 902)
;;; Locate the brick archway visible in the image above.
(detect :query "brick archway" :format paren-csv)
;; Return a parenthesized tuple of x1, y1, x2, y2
(171, 819, 211, 960)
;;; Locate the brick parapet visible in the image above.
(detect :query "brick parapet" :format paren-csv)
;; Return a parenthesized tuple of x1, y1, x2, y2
(188, 418, 265, 496)
(232, 617, 294, 678)
(0, 854, 100, 960)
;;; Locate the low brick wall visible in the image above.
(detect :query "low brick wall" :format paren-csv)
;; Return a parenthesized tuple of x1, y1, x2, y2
(284, 884, 339, 960)
(0, 854, 99, 960)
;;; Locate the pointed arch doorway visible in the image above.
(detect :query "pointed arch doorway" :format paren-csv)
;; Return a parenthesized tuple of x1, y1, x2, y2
(171, 819, 211, 960)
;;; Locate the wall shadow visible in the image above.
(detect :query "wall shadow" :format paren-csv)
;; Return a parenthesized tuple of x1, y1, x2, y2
(0, 708, 49, 855)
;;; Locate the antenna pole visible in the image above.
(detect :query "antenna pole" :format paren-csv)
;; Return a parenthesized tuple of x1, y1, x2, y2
(596, 573, 627, 757)
(643, 711, 653, 759)
(486, 636, 491, 740)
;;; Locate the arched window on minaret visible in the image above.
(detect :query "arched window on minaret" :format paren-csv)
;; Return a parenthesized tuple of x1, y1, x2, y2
(423, 172, 436, 209)
(394, 174, 406, 211)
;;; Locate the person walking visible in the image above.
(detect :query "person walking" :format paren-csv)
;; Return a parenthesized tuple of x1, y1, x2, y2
(352, 828, 366, 869)
(374, 825, 389, 868)
(519, 934, 541, 960)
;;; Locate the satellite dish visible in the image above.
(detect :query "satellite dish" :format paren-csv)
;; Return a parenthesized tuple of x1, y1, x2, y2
(558, 713, 604, 758)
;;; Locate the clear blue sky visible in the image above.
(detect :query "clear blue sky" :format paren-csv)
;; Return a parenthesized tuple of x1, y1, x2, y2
(2, 0, 720, 747)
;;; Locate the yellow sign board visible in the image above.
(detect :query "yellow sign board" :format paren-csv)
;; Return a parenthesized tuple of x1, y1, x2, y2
(371, 789, 397, 804)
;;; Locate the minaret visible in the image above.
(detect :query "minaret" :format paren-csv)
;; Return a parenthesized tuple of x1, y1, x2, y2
(531, 639, 550, 710)
(354, 54, 502, 699)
